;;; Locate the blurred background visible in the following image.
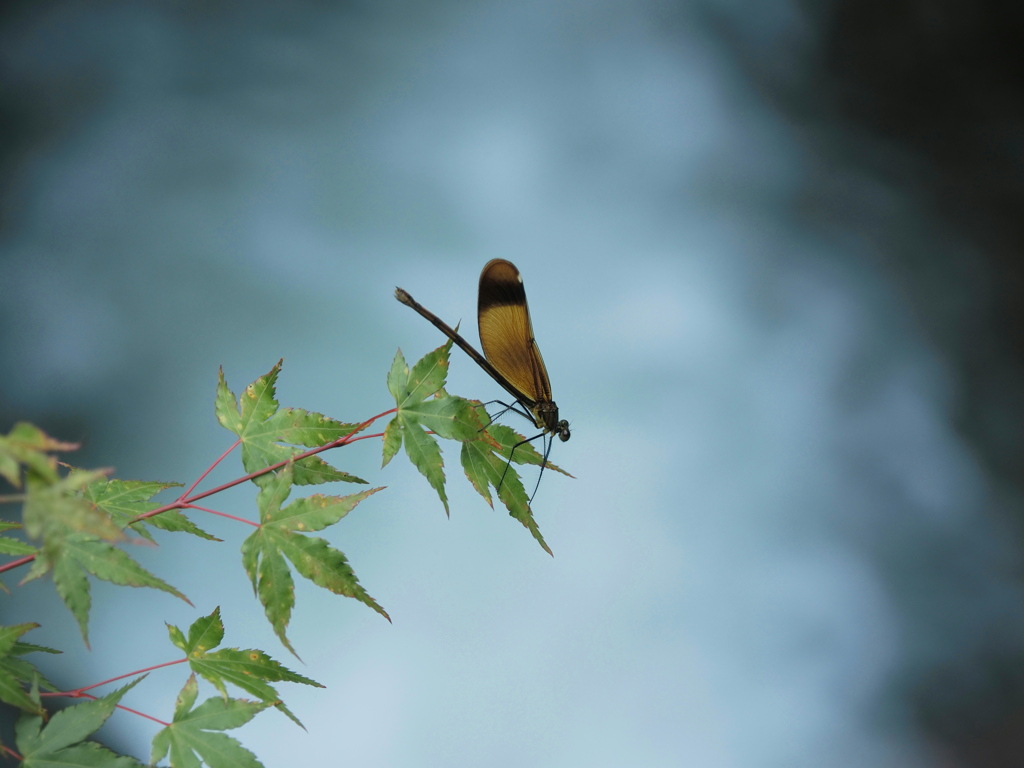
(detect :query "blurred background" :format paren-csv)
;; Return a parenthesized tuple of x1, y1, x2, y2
(2, 1, 1023, 766)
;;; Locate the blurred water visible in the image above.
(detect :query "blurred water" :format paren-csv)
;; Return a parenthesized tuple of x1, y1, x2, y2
(0, 2, 1014, 767)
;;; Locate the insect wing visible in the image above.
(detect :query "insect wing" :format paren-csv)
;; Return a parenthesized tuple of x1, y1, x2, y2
(477, 259, 553, 407)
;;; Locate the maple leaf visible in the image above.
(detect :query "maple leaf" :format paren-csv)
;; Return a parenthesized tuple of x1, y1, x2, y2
(384, 344, 562, 554)
(83, 478, 217, 542)
(460, 419, 575, 556)
(10, 461, 192, 645)
(16, 677, 145, 768)
(152, 675, 272, 768)
(0, 623, 59, 716)
(166, 608, 322, 728)
(460, 427, 551, 555)
(22, 531, 189, 647)
(0, 422, 79, 487)
(383, 342, 492, 516)
(0, 521, 38, 559)
(215, 360, 366, 489)
(22, 468, 124, 546)
(239, 466, 387, 656)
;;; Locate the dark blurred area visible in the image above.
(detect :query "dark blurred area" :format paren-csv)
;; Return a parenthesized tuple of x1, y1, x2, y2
(704, 1, 1024, 765)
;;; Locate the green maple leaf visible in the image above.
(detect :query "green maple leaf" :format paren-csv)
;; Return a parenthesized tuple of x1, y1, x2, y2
(384, 342, 567, 553)
(16, 677, 145, 768)
(151, 675, 270, 768)
(12, 462, 191, 645)
(23, 532, 189, 647)
(0, 521, 38, 558)
(166, 608, 322, 728)
(0, 422, 79, 487)
(23, 468, 125, 546)
(460, 419, 574, 555)
(459, 427, 548, 555)
(240, 465, 387, 656)
(383, 343, 492, 515)
(84, 478, 218, 542)
(0, 623, 59, 716)
(215, 360, 366, 489)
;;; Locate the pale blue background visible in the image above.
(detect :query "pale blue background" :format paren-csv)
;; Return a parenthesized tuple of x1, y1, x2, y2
(0, 3, 1016, 767)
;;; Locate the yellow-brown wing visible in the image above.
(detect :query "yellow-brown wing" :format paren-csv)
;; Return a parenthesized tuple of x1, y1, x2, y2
(477, 259, 553, 407)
